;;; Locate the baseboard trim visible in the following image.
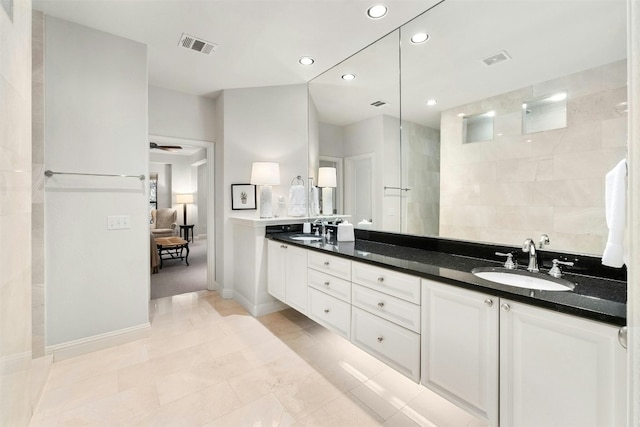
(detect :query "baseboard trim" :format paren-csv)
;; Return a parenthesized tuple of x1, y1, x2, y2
(45, 323, 151, 362)
(233, 292, 288, 317)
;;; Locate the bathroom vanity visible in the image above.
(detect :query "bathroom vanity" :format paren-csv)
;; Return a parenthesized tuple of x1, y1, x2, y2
(265, 227, 627, 427)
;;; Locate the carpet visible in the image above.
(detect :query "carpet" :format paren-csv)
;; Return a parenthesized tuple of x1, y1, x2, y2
(150, 238, 208, 299)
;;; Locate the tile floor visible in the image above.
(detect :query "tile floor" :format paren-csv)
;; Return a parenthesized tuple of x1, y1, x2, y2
(29, 291, 486, 426)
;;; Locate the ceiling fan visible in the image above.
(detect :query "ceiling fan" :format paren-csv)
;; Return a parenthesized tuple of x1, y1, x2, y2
(150, 142, 182, 152)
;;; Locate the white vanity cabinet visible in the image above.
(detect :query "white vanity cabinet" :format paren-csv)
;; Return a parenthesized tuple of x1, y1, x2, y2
(307, 252, 352, 339)
(351, 262, 421, 382)
(422, 278, 627, 427)
(499, 299, 627, 427)
(422, 279, 499, 426)
(266, 240, 308, 314)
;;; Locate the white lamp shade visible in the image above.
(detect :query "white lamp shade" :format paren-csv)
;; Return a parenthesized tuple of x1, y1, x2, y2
(250, 162, 280, 185)
(318, 167, 337, 188)
(176, 194, 193, 204)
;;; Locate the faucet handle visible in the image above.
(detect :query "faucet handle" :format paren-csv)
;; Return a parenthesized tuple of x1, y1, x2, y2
(548, 259, 574, 278)
(495, 252, 517, 269)
(538, 234, 550, 249)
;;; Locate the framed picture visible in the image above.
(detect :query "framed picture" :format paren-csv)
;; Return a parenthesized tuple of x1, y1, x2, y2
(231, 184, 256, 210)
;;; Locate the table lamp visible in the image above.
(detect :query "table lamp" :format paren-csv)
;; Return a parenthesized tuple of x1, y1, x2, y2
(176, 193, 193, 224)
(250, 162, 280, 218)
(318, 167, 337, 215)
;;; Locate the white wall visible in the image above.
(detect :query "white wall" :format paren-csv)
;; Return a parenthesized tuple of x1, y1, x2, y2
(215, 84, 308, 301)
(148, 85, 216, 142)
(44, 17, 149, 348)
(0, 0, 33, 424)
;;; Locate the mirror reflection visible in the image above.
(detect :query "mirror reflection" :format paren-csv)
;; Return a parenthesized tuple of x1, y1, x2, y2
(308, 0, 627, 256)
(522, 92, 567, 135)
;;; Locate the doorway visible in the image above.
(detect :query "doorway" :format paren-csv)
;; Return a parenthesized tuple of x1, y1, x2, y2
(148, 135, 215, 299)
(344, 153, 374, 226)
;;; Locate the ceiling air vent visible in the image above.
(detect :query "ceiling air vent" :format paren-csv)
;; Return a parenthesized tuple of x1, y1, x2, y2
(178, 33, 217, 55)
(481, 50, 511, 67)
(371, 100, 387, 107)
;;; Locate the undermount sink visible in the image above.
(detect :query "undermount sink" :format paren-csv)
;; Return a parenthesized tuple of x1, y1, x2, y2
(289, 234, 323, 241)
(471, 267, 575, 291)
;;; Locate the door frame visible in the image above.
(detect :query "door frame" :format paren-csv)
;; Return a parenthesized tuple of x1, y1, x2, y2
(149, 134, 216, 292)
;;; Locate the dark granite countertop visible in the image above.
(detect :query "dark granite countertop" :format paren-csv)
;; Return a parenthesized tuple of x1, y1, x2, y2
(267, 232, 627, 327)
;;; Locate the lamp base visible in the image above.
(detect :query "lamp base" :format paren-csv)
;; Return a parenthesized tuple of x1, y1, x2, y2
(259, 185, 273, 218)
(322, 187, 333, 215)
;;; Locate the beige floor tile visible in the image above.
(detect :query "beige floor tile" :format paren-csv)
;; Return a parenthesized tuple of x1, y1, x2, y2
(32, 290, 485, 427)
(400, 388, 487, 427)
(228, 353, 316, 405)
(34, 371, 119, 419)
(122, 381, 242, 426)
(298, 394, 384, 426)
(204, 393, 295, 427)
(273, 371, 344, 421)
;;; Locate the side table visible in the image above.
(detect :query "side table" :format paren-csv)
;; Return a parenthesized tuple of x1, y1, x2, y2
(179, 224, 195, 242)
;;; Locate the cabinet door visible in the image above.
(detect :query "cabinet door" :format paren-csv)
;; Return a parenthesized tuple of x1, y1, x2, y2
(284, 245, 308, 314)
(422, 279, 498, 426)
(352, 307, 421, 382)
(267, 240, 286, 301)
(500, 300, 627, 427)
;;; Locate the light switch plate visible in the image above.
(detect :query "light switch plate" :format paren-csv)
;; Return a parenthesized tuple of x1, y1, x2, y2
(107, 215, 131, 230)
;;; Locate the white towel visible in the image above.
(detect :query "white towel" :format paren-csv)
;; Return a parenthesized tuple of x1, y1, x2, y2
(310, 186, 320, 216)
(602, 159, 627, 268)
(288, 185, 306, 217)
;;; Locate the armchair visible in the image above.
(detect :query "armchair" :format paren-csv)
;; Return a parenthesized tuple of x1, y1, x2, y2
(150, 208, 178, 238)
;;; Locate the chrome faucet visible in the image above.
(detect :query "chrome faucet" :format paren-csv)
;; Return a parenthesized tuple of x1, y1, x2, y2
(522, 238, 539, 273)
(313, 218, 327, 238)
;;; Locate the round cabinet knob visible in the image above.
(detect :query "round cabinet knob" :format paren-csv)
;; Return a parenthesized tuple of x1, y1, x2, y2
(501, 303, 510, 312)
(484, 299, 493, 307)
(377, 276, 385, 283)
(324, 261, 330, 266)
(377, 336, 384, 343)
(323, 281, 330, 287)
(377, 302, 385, 308)
(323, 308, 330, 314)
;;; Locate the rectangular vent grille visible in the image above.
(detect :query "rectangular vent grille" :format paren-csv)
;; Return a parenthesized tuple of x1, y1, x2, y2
(178, 33, 217, 55)
(371, 100, 387, 107)
(481, 50, 511, 66)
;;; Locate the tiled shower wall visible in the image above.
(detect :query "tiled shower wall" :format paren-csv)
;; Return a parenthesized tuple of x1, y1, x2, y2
(32, 9, 45, 359)
(0, 0, 33, 424)
(439, 60, 627, 255)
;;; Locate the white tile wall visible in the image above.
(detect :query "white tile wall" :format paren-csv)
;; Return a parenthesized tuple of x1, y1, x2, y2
(0, 0, 33, 425)
(440, 60, 628, 255)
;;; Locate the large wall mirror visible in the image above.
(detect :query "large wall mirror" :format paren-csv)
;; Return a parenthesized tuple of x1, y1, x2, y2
(309, 0, 628, 256)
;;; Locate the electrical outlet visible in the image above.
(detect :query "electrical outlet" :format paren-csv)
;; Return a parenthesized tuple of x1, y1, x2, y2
(107, 215, 131, 230)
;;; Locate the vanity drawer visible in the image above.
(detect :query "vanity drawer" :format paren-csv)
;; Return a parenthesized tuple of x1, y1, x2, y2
(308, 251, 351, 281)
(308, 288, 351, 340)
(351, 307, 420, 382)
(352, 284, 420, 333)
(352, 262, 420, 304)
(308, 268, 351, 302)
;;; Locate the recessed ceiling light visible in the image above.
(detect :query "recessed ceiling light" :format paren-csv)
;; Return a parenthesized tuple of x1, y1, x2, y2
(485, 110, 496, 117)
(457, 113, 465, 117)
(426, 99, 437, 106)
(411, 32, 430, 44)
(342, 73, 356, 81)
(298, 56, 315, 66)
(548, 92, 567, 102)
(367, 4, 388, 19)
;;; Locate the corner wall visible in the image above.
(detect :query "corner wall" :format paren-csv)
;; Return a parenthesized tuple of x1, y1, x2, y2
(43, 16, 149, 351)
(215, 84, 308, 301)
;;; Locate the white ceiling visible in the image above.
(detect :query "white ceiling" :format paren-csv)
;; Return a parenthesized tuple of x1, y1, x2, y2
(33, 0, 440, 97)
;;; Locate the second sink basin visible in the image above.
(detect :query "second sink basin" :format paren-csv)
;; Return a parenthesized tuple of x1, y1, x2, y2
(289, 234, 323, 241)
(472, 267, 575, 291)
